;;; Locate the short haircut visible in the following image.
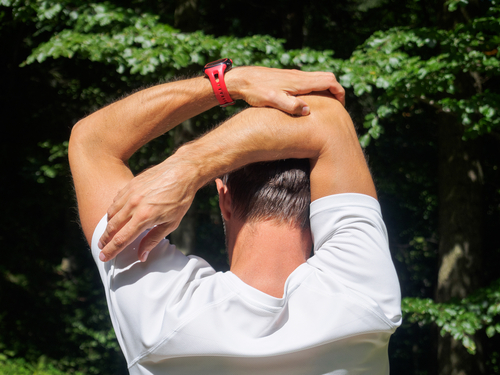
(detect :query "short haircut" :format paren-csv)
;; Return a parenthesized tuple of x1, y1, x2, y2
(222, 159, 311, 230)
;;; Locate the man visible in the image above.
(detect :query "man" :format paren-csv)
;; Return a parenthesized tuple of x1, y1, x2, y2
(69, 64, 401, 374)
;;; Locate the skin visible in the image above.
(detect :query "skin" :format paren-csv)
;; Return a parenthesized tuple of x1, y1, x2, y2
(216, 177, 313, 297)
(69, 66, 374, 295)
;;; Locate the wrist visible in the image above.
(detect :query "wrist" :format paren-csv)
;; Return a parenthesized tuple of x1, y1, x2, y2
(172, 144, 214, 190)
(203, 59, 236, 107)
(224, 67, 248, 101)
(174, 130, 244, 188)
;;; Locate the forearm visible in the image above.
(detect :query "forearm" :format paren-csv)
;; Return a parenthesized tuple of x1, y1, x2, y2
(71, 76, 216, 163)
(70, 67, 346, 165)
(175, 107, 319, 186)
(171, 93, 375, 201)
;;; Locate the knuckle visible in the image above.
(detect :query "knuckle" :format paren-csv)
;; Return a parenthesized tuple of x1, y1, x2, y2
(129, 194, 143, 207)
(136, 209, 152, 224)
(327, 72, 336, 80)
(264, 90, 278, 104)
(291, 100, 302, 113)
(324, 72, 337, 83)
(106, 222, 116, 234)
(148, 238, 161, 248)
(112, 234, 127, 249)
(325, 73, 338, 86)
(100, 233, 109, 246)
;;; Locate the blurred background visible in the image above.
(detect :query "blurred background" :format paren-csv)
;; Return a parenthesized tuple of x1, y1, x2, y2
(0, 0, 499, 374)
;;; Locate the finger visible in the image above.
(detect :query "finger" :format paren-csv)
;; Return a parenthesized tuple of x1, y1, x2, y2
(296, 71, 345, 107)
(99, 218, 149, 262)
(295, 97, 310, 116)
(137, 223, 171, 262)
(270, 92, 310, 116)
(98, 206, 132, 250)
(107, 184, 134, 219)
(321, 73, 345, 107)
(329, 85, 346, 107)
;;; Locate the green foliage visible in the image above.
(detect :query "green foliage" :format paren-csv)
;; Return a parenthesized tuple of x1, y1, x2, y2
(34, 141, 69, 182)
(0, 351, 83, 375)
(339, 5, 500, 143)
(403, 278, 500, 354)
(20, 1, 339, 79)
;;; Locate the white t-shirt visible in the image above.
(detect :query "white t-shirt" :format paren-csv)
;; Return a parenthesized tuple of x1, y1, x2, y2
(91, 193, 402, 375)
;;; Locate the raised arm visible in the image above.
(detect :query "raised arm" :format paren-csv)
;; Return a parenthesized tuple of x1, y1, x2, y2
(69, 67, 345, 246)
(97, 93, 375, 262)
(179, 93, 376, 202)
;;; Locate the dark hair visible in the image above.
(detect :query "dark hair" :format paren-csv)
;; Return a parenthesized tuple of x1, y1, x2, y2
(222, 159, 311, 230)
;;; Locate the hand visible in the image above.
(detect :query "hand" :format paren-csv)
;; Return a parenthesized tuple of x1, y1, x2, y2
(97, 67, 345, 262)
(227, 67, 345, 115)
(97, 155, 199, 262)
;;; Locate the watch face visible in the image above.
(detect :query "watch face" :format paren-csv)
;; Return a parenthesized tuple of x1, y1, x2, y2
(204, 58, 232, 69)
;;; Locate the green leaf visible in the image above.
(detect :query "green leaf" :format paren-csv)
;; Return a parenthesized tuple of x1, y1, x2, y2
(280, 53, 290, 65)
(368, 124, 383, 139)
(377, 105, 393, 118)
(446, 0, 469, 12)
(359, 133, 371, 148)
(479, 105, 495, 119)
(462, 336, 476, 354)
(486, 326, 496, 337)
(375, 77, 390, 89)
(339, 73, 353, 87)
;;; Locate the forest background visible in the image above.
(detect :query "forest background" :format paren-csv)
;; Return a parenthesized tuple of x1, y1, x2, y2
(0, 0, 499, 374)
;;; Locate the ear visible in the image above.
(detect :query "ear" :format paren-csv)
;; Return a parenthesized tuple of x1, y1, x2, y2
(215, 178, 232, 220)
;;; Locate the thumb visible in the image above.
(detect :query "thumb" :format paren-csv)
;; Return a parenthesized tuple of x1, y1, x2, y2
(273, 93, 310, 116)
(138, 224, 170, 262)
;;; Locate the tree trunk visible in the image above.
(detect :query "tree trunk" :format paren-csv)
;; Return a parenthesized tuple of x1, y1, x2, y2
(436, 112, 484, 375)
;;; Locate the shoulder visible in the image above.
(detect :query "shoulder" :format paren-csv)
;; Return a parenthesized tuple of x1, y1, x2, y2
(310, 193, 384, 246)
(307, 193, 402, 326)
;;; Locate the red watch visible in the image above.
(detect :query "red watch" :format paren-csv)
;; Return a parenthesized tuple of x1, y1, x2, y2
(203, 58, 235, 107)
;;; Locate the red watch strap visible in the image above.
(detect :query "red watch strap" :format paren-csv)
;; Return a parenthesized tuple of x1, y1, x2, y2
(205, 63, 235, 107)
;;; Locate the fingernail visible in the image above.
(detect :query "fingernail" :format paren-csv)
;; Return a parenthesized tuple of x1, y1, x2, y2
(302, 106, 310, 116)
(140, 251, 149, 262)
(99, 252, 107, 262)
(98, 240, 103, 249)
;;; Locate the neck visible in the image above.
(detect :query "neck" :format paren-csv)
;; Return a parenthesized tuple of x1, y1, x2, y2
(228, 220, 312, 298)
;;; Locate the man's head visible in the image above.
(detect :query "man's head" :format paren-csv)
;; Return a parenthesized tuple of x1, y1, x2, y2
(217, 159, 311, 231)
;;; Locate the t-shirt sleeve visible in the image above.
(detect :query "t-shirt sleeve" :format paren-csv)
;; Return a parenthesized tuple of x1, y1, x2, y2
(90, 215, 217, 365)
(308, 193, 402, 326)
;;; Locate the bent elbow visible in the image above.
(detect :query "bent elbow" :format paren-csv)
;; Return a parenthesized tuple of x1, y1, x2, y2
(68, 118, 92, 163)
